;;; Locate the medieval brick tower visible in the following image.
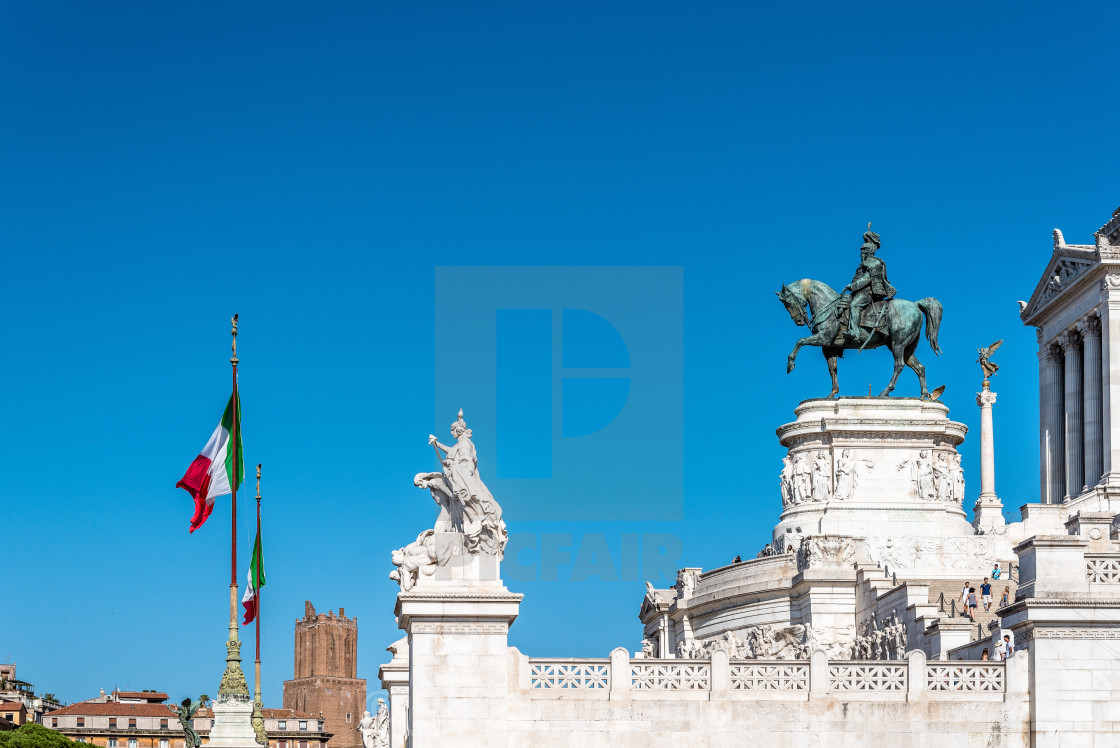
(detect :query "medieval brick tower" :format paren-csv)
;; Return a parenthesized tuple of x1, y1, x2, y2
(282, 602, 366, 748)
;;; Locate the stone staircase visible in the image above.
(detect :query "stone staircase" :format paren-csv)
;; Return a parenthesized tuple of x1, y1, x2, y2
(926, 578, 1018, 640)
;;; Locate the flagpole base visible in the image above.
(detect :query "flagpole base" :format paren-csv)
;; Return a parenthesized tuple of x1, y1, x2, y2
(205, 695, 259, 748)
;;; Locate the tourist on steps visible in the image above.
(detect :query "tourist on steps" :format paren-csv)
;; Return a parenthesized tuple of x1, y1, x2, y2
(999, 586, 1010, 608)
(967, 587, 978, 620)
(981, 578, 993, 612)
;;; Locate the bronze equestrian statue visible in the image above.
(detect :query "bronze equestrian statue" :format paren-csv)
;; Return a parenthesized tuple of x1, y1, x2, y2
(777, 225, 942, 399)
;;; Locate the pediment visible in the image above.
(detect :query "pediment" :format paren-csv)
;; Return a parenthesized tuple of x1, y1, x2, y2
(1020, 232, 1098, 321)
(638, 590, 674, 620)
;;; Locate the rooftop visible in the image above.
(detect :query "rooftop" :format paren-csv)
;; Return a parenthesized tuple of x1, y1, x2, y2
(112, 692, 169, 703)
(47, 702, 175, 718)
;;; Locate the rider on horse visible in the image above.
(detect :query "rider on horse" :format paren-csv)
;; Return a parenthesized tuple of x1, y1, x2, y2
(843, 226, 896, 342)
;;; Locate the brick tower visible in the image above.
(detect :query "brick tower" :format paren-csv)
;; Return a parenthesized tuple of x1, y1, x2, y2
(282, 602, 366, 748)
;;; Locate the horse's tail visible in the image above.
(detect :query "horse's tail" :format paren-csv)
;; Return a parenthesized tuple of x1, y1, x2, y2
(916, 297, 943, 355)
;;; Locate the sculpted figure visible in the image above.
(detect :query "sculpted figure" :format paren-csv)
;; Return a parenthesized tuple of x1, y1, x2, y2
(834, 449, 874, 500)
(976, 339, 1003, 381)
(675, 569, 699, 599)
(843, 226, 897, 342)
(389, 529, 453, 591)
(897, 450, 935, 500)
(677, 639, 704, 659)
(950, 454, 965, 503)
(371, 699, 389, 748)
(175, 699, 201, 748)
(779, 455, 794, 508)
(792, 454, 811, 505)
(429, 409, 507, 555)
(811, 451, 832, 502)
(932, 453, 953, 502)
(776, 224, 942, 399)
(358, 710, 375, 748)
(641, 638, 654, 658)
(414, 471, 461, 532)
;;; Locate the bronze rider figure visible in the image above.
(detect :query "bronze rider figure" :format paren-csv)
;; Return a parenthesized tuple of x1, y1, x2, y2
(843, 225, 896, 342)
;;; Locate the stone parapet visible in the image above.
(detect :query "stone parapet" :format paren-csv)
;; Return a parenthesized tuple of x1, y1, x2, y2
(1013, 535, 1091, 600)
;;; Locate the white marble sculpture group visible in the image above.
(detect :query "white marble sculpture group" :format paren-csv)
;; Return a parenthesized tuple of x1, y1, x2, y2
(781, 447, 963, 507)
(897, 449, 965, 503)
(358, 700, 389, 748)
(389, 409, 508, 591)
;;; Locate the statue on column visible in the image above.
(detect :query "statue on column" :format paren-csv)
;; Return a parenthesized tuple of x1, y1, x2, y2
(976, 339, 1003, 382)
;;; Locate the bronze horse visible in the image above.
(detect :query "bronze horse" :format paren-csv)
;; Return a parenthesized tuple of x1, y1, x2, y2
(777, 279, 942, 398)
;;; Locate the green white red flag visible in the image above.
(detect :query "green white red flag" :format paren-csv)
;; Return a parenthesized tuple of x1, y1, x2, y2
(176, 392, 244, 533)
(242, 524, 265, 625)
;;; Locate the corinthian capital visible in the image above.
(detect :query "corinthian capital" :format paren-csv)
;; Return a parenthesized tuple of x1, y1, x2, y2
(976, 390, 997, 407)
(1077, 314, 1102, 338)
(1059, 330, 1083, 352)
(1046, 343, 1064, 364)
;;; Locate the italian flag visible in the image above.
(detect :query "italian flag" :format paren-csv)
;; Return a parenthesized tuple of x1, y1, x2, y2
(176, 392, 244, 533)
(242, 526, 265, 625)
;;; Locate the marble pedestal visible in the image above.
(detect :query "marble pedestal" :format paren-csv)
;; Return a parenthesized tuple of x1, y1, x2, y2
(774, 397, 1012, 577)
(204, 695, 259, 748)
(394, 530, 522, 748)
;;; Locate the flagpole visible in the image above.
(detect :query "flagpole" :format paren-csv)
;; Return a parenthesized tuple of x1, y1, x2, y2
(251, 463, 266, 747)
(230, 314, 240, 628)
(254, 463, 261, 665)
(216, 313, 250, 708)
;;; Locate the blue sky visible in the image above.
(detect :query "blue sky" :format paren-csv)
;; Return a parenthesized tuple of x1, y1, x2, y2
(2, 1, 1118, 711)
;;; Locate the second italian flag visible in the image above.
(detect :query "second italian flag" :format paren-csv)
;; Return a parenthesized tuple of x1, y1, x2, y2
(242, 525, 266, 625)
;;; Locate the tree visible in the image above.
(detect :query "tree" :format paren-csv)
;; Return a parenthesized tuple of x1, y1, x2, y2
(0, 724, 91, 748)
(40, 695, 56, 704)
(198, 695, 210, 708)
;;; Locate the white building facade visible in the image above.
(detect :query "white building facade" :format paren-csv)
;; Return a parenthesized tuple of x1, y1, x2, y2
(378, 208, 1120, 747)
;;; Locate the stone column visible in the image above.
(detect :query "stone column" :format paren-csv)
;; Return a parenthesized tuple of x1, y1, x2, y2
(1042, 343, 1065, 504)
(1101, 274, 1120, 481)
(1037, 331, 1049, 505)
(1080, 315, 1104, 487)
(973, 383, 1004, 532)
(1062, 331, 1084, 499)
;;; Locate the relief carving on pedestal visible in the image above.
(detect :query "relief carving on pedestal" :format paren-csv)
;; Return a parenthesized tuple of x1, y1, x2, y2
(833, 449, 874, 500)
(796, 535, 855, 571)
(811, 451, 832, 502)
(896, 450, 936, 500)
(849, 612, 908, 660)
(779, 455, 794, 508)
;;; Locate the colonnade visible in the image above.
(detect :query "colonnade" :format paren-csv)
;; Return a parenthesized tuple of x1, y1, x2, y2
(1039, 314, 1104, 502)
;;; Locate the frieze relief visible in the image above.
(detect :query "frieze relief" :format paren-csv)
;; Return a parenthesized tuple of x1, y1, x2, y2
(867, 534, 1000, 572)
(797, 535, 856, 571)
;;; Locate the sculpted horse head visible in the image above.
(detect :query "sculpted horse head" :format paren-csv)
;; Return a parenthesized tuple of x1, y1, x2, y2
(776, 281, 809, 327)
